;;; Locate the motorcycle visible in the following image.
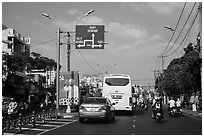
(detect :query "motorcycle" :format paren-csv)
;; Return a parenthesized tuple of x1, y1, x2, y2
(141, 101, 148, 110)
(153, 102, 163, 123)
(155, 108, 162, 123)
(176, 106, 183, 116)
(168, 107, 177, 117)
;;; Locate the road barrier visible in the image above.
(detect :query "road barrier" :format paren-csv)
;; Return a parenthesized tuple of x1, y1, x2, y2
(2, 108, 56, 135)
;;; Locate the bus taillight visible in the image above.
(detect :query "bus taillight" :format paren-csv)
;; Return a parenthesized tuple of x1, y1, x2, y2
(129, 97, 132, 106)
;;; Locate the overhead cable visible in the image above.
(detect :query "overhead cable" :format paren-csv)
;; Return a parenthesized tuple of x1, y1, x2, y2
(163, 2, 197, 56)
(159, 2, 187, 56)
(165, 9, 199, 57)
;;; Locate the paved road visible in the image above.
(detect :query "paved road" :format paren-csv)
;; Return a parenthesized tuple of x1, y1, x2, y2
(42, 105, 202, 135)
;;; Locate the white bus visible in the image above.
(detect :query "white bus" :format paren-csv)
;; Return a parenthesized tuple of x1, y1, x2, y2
(102, 74, 132, 111)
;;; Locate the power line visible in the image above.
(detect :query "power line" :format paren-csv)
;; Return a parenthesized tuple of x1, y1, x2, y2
(31, 38, 56, 48)
(164, 2, 197, 56)
(159, 2, 187, 56)
(68, 35, 101, 74)
(76, 49, 100, 74)
(30, 35, 67, 48)
(166, 9, 199, 57)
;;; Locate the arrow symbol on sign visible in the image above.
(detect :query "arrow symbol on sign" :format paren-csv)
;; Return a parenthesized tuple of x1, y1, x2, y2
(92, 33, 95, 46)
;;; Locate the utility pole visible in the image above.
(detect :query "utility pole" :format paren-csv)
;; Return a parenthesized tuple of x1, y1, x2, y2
(67, 32, 71, 71)
(158, 55, 167, 72)
(199, 2, 202, 94)
(199, 2, 202, 56)
(56, 28, 61, 110)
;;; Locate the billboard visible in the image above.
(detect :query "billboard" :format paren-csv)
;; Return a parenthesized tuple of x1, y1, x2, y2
(59, 71, 79, 106)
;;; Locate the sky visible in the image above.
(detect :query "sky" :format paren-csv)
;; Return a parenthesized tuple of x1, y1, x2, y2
(2, 1, 201, 86)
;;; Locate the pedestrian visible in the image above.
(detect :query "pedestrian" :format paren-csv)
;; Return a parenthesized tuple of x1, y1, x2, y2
(195, 92, 199, 111)
(190, 93, 196, 111)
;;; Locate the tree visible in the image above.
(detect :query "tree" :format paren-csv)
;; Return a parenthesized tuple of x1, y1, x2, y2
(162, 41, 201, 98)
(2, 52, 58, 81)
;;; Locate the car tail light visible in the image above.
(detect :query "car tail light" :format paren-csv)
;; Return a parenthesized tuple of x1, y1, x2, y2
(79, 106, 86, 112)
(99, 106, 107, 112)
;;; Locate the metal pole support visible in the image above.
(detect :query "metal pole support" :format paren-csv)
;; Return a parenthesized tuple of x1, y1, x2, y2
(31, 111, 36, 127)
(42, 109, 45, 123)
(17, 113, 22, 133)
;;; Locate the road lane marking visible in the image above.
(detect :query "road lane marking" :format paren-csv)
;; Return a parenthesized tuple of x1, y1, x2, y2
(37, 120, 77, 135)
(21, 127, 49, 131)
(3, 119, 77, 135)
(36, 124, 58, 127)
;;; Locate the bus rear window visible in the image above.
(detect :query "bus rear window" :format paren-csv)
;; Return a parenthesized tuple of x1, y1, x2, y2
(105, 78, 129, 86)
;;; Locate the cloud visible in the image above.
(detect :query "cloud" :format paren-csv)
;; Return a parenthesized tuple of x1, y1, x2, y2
(117, 44, 133, 51)
(68, 9, 78, 15)
(128, 2, 184, 16)
(147, 3, 181, 16)
(77, 16, 105, 25)
(13, 16, 24, 21)
(107, 22, 147, 39)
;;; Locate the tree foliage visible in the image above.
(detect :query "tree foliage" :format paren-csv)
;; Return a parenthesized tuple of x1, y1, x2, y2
(160, 42, 201, 97)
(2, 52, 58, 81)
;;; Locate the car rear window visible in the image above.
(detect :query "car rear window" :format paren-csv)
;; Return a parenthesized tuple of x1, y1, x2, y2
(83, 98, 107, 104)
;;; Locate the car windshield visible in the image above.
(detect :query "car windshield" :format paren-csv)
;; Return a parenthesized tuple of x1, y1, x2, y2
(105, 78, 129, 86)
(83, 98, 107, 104)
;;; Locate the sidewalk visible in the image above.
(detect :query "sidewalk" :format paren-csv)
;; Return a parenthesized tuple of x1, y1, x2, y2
(163, 104, 202, 120)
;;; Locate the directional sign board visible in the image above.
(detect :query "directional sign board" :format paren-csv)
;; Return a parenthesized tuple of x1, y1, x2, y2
(75, 25, 104, 49)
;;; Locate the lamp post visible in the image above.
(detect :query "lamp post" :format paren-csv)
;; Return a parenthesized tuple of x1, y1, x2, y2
(42, 13, 61, 111)
(76, 10, 94, 25)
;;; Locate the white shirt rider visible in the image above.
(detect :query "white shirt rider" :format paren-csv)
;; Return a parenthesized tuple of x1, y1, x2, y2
(168, 98, 175, 108)
(176, 98, 181, 107)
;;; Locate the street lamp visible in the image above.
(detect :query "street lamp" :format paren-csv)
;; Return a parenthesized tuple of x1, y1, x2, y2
(76, 9, 94, 25)
(164, 25, 175, 31)
(42, 13, 60, 111)
(164, 25, 195, 37)
(42, 13, 54, 20)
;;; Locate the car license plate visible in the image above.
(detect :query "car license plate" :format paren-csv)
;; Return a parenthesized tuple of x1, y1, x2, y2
(157, 113, 161, 116)
(90, 108, 95, 112)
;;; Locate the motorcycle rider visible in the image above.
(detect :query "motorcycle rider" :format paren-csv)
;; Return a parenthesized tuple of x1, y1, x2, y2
(176, 98, 182, 113)
(168, 97, 176, 113)
(151, 95, 163, 119)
